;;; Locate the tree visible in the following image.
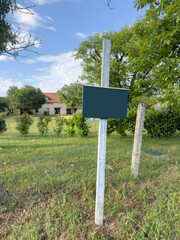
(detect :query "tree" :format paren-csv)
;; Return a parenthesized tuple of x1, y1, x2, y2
(0, 97, 9, 112)
(75, 0, 179, 107)
(0, 0, 40, 57)
(7, 85, 46, 111)
(57, 82, 83, 114)
(130, 0, 180, 107)
(7, 86, 19, 110)
(74, 29, 157, 105)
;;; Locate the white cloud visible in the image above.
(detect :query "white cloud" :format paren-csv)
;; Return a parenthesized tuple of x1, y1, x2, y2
(28, 51, 83, 92)
(31, 0, 81, 5)
(31, 0, 62, 5)
(45, 16, 53, 21)
(0, 52, 83, 96)
(0, 78, 23, 96)
(13, 4, 43, 31)
(47, 26, 56, 32)
(75, 32, 87, 39)
(0, 55, 14, 62)
(13, 4, 56, 32)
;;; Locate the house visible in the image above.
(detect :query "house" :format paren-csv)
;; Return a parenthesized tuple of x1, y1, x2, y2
(11, 93, 82, 115)
(34, 93, 66, 115)
(35, 93, 82, 115)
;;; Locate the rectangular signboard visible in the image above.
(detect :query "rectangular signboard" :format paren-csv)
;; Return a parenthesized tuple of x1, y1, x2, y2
(82, 85, 128, 119)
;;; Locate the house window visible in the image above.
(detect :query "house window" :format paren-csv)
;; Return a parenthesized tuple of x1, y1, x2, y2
(46, 97, 49, 101)
(35, 109, 39, 113)
(46, 108, 50, 112)
(55, 108, 60, 114)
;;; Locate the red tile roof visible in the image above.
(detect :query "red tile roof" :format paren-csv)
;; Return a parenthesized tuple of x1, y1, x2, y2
(43, 93, 62, 103)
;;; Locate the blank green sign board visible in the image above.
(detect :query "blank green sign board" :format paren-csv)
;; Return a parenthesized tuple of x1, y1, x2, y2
(82, 85, 128, 119)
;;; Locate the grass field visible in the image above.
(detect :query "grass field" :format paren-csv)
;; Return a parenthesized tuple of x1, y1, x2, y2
(0, 116, 180, 239)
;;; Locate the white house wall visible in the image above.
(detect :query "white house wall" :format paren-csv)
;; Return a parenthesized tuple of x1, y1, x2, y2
(37, 102, 66, 115)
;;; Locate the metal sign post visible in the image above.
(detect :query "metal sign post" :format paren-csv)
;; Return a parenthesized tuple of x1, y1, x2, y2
(95, 39, 111, 226)
(82, 39, 128, 226)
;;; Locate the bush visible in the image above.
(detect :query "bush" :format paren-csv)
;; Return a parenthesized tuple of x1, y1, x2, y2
(0, 117, 7, 133)
(107, 119, 127, 136)
(37, 116, 51, 136)
(15, 113, 34, 136)
(127, 108, 137, 134)
(144, 108, 177, 138)
(175, 111, 180, 131)
(65, 117, 75, 136)
(54, 116, 65, 136)
(0, 112, 8, 119)
(73, 113, 90, 136)
(44, 111, 49, 116)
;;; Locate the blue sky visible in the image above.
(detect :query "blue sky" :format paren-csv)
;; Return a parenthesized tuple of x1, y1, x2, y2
(0, 0, 146, 96)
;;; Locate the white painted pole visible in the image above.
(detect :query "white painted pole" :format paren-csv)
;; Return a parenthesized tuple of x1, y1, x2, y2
(95, 39, 111, 226)
(131, 103, 146, 178)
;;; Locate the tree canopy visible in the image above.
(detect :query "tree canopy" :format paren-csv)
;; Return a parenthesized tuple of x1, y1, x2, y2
(57, 82, 83, 113)
(75, 0, 179, 108)
(7, 85, 46, 111)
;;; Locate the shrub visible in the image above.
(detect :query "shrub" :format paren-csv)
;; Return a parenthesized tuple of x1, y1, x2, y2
(175, 111, 180, 131)
(144, 108, 177, 138)
(54, 116, 65, 136)
(65, 117, 75, 136)
(107, 119, 127, 136)
(44, 111, 49, 116)
(0, 117, 7, 133)
(15, 113, 34, 136)
(73, 113, 90, 136)
(0, 112, 8, 119)
(127, 108, 137, 134)
(37, 116, 51, 136)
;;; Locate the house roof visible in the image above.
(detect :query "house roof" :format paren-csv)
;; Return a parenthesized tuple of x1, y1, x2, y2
(43, 93, 62, 103)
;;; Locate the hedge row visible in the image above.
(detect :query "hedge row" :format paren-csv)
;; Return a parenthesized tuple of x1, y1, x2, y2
(0, 113, 90, 137)
(0, 109, 180, 138)
(107, 108, 180, 138)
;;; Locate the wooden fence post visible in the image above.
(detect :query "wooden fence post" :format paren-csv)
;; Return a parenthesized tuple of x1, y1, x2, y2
(131, 103, 146, 178)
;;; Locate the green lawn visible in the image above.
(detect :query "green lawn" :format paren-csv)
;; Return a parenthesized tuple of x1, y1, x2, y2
(0, 116, 180, 239)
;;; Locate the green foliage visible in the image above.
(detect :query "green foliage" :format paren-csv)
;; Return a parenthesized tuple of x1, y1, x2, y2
(7, 86, 19, 110)
(176, 111, 180, 131)
(75, 0, 179, 106)
(0, 112, 8, 119)
(144, 108, 178, 138)
(107, 119, 127, 136)
(107, 119, 116, 135)
(75, 29, 158, 104)
(15, 113, 34, 136)
(37, 116, 51, 136)
(0, 97, 8, 112)
(73, 113, 90, 136)
(7, 85, 46, 111)
(65, 117, 75, 136)
(107, 108, 137, 136)
(54, 116, 65, 136)
(0, 117, 7, 133)
(127, 108, 137, 134)
(0, 0, 16, 55)
(57, 82, 83, 112)
(132, 0, 180, 105)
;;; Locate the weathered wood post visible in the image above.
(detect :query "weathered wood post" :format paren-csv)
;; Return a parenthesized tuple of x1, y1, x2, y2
(95, 39, 111, 226)
(131, 103, 146, 178)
